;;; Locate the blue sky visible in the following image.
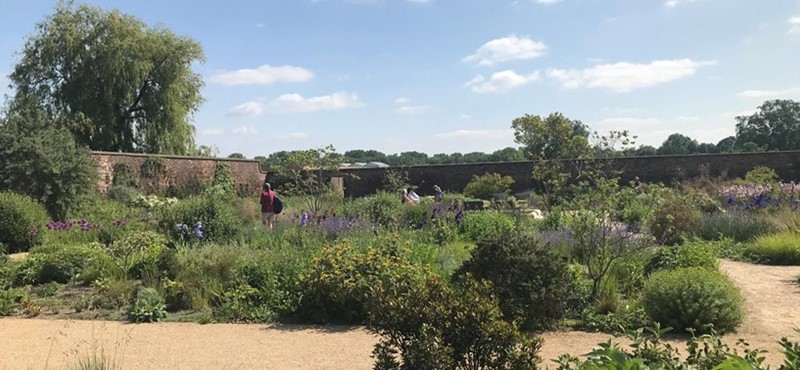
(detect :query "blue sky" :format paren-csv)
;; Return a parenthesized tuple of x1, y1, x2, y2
(1, 0, 799, 158)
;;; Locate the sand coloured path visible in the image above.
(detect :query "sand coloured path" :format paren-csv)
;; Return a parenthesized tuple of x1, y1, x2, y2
(1, 259, 799, 369)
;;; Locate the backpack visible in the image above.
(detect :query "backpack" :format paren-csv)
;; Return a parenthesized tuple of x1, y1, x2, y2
(273, 196, 283, 215)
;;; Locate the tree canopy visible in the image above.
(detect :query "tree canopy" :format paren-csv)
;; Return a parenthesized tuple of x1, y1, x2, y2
(735, 99, 800, 151)
(512, 113, 591, 161)
(9, 2, 205, 155)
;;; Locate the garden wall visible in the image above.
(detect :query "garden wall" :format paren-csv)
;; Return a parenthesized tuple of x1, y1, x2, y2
(91, 152, 266, 196)
(338, 151, 800, 198)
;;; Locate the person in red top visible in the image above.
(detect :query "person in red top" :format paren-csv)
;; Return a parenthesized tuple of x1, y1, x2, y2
(260, 183, 277, 229)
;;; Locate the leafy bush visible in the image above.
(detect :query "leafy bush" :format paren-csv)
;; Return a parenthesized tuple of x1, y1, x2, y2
(158, 196, 242, 242)
(457, 211, 515, 242)
(107, 230, 168, 281)
(0, 191, 49, 253)
(645, 239, 720, 274)
(700, 212, 776, 243)
(643, 267, 743, 333)
(368, 274, 542, 370)
(127, 287, 167, 323)
(205, 162, 234, 198)
(463, 172, 515, 200)
(341, 191, 402, 228)
(744, 232, 800, 265)
(737, 166, 779, 186)
(297, 243, 426, 324)
(19, 243, 114, 285)
(111, 162, 138, 188)
(455, 235, 575, 331)
(0, 99, 96, 220)
(648, 197, 702, 245)
(106, 185, 141, 204)
(164, 176, 209, 199)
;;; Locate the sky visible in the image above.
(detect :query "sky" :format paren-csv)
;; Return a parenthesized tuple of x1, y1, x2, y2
(1, 0, 799, 158)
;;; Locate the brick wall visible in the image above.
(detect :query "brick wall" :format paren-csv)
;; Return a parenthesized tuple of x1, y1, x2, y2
(91, 152, 266, 196)
(338, 151, 800, 198)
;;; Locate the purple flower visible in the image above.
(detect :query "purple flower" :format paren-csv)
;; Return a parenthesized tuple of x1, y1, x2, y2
(300, 212, 310, 227)
(193, 222, 204, 239)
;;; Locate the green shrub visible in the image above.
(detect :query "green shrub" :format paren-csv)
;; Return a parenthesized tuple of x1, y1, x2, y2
(455, 235, 575, 331)
(0, 101, 96, 220)
(106, 185, 141, 204)
(341, 191, 402, 228)
(457, 211, 515, 242)
(111, 162, 138, 188)
(107, 230, 168, 281)
(0, 191, 49, 253)
(645, 239, 720, 275)
(737, 166, 779, 186)
(127, 287, 167, 323)
(297, 243, 426, 324)
(205, 162, 234, 198)
(19, 243, 114, 285)
(463, 172, 515, 200)
(744, 232, 800, 265)
(159, 196, 242, 242)
(649, 198, 702, 245)
(368, 273, 542, 370)
(700, 212, 776, 243)
(400, 203, 429, 229)
(643, 267, 743, 333)
(164, 177, 209, 199)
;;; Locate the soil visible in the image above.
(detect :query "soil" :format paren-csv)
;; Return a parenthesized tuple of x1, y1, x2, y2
(1, 259, 799, 369)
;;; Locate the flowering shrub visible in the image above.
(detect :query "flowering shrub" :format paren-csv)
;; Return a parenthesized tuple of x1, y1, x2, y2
(719, 182, 800, 211)
(131, 195, 177, 210)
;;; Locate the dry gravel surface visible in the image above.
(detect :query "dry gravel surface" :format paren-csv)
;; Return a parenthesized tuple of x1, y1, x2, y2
(1, 259, 799, 369)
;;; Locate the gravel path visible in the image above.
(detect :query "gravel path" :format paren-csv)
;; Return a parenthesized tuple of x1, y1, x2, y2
(1, 259, 798, 369)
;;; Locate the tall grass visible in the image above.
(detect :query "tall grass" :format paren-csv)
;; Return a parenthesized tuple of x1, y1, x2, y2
(744, 231, 800, 265)
(699, 212, 776, 243)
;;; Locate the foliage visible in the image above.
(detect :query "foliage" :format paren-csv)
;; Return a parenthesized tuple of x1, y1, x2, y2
(19, 243, 114, 285)
(744, 232, 800, 265)
(9, 2, 204, 154)
(111, 163, 138, 188)
(0, 191, 49, 253)
(164, 176, 209, 199)
(642, 267, 744, 333)
(454, 234, 576, 331)
(207, 162, 234, 198)
(140, 157, 166, 178)
(457, 211, 515, 243)
(106, 231, 167, 281)
(127, 287, 167, 323)
(736, 99, 800, 151)
(297, 243, 426, 324)
(0, 95, 96, 219)
(368, 274, 542, 370)
(106, 185, 141, 204)
(738, 166, 780, 186)
(563, 177, 655, 298)
(700, 212, 777, 243)
(269, 145, 343, 214)
(554, 324, 768, 370)
(648, 196, 702, 245)
(645, 239, 721, 274)
(463, 173, 515, 200)
(342, 191, 403, 228)
(158, 196, 243, 242)
(382, 168, 410, 192)
(657, 133, 698, 155)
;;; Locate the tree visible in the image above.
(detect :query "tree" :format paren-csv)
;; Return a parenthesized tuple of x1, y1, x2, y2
(736, 99, 800, 151)
(489, 147, 524, 162)
(0, 95, 95, 219)
(716, 136, 737, 153)
(512, 113, 590, 160)
(9, 2, 205, 154)
(270, 145, 342, 213)
(695, 142, 718, 154)
(227, 153, 245, 159)
(658, 133, 698, 155)
(511, 113, 592, 208)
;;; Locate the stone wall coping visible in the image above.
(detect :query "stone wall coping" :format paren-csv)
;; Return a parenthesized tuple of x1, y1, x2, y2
(91, 151, 267, 173)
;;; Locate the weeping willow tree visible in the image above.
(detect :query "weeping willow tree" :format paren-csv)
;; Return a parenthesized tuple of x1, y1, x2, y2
(8, 1, 205, 154)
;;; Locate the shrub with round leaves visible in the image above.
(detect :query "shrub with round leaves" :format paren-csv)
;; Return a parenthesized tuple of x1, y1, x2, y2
(0, 191, 49, 253)
(643, 267, 743, 333)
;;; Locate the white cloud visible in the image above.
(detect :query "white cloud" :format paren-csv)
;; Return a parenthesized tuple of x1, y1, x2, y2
(547, 59, 715, 92)
(209, 64, 314, 86)
(463, 35, 547, 66)
(435, 129, 514, 139)
(394, 97, 410, 104)
(228, 101, 264, 117)
(736, 87, 800, 98)
(395, 105, 432, 115)
(788, 16, 800, 34)
(278, 132, 310, 139)
(200, 128, 224, 135)
(265, 92, 364, 113)
(464, 70, 540, 93)
(664, 0, 702, 7)
(232, 126, 259, 135)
